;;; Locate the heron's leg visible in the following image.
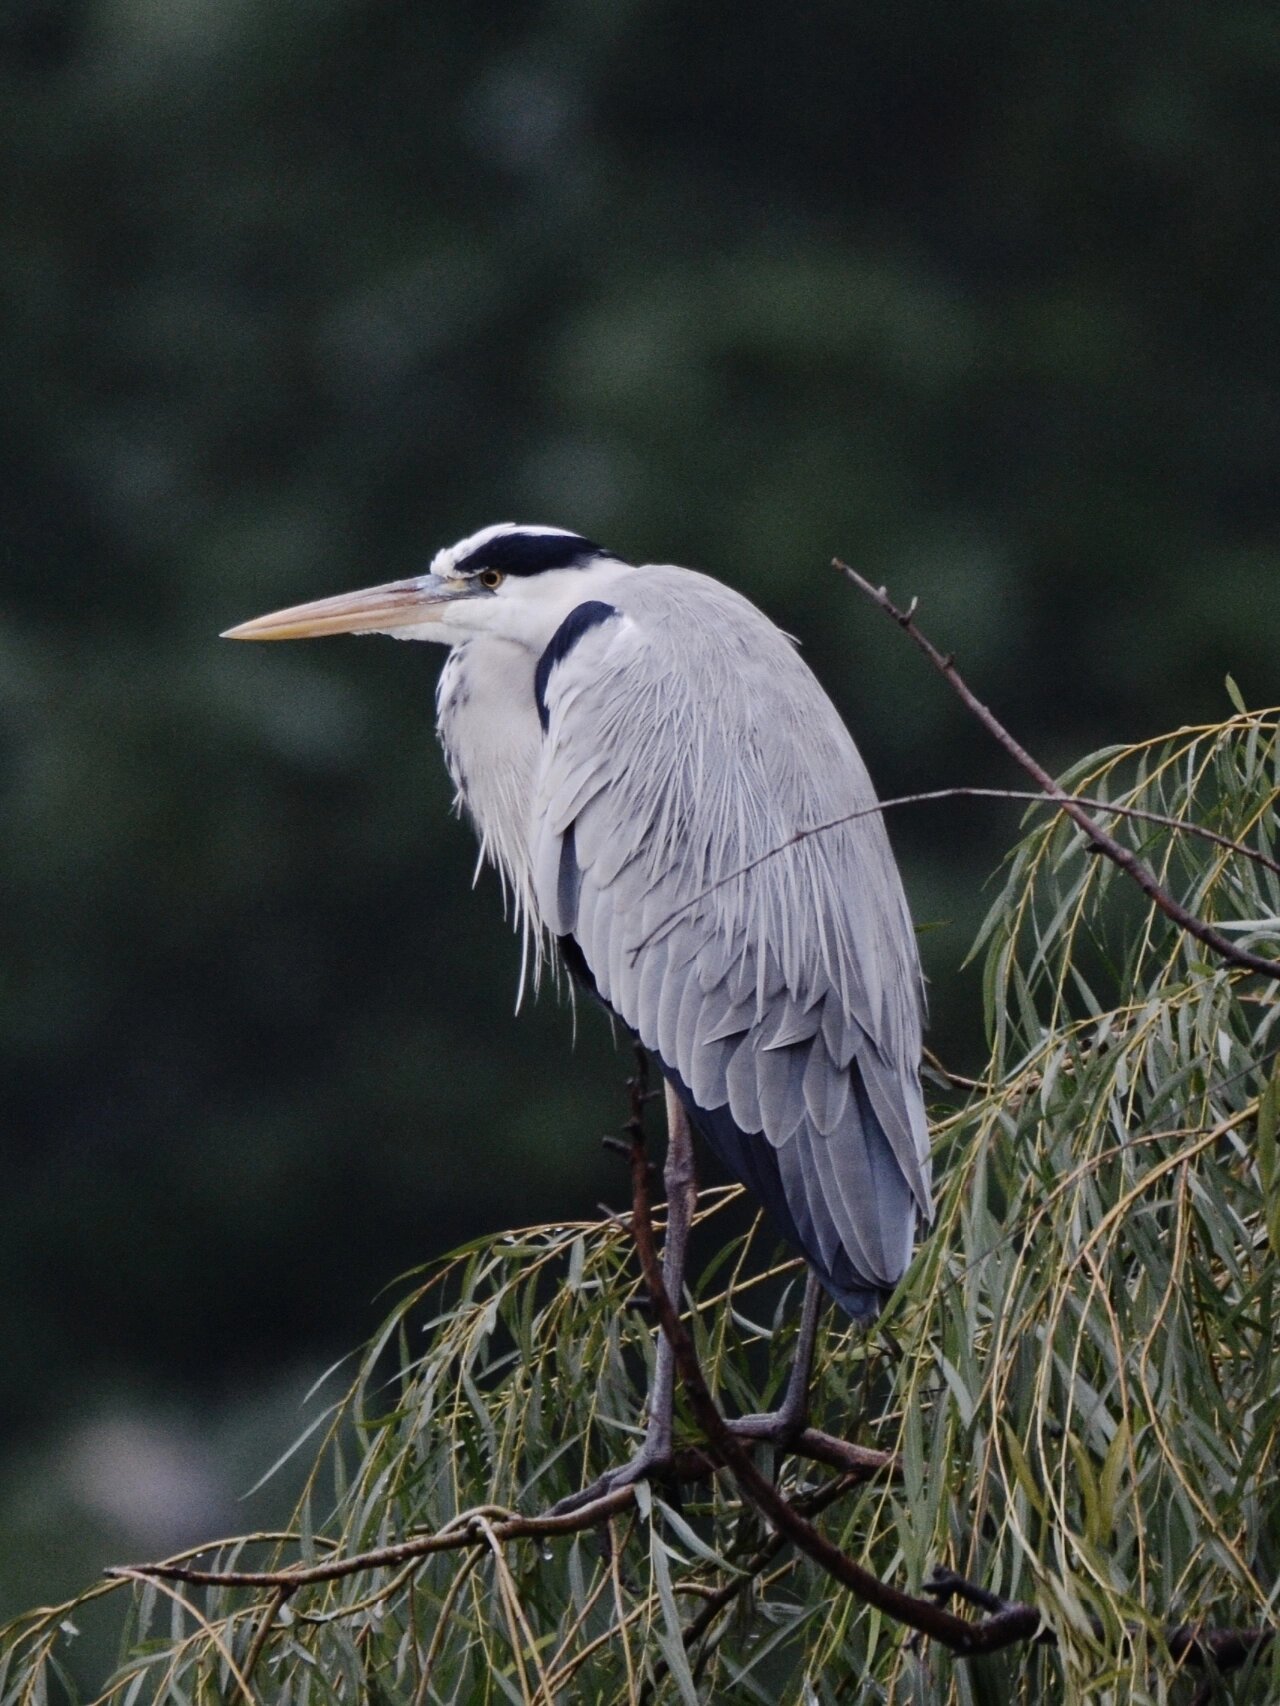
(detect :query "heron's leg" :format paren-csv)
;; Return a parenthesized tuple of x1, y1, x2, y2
(728, 1268, 824, 1444)
(642, 1082, 697, 1459)
(546, 1081, 696, 1514)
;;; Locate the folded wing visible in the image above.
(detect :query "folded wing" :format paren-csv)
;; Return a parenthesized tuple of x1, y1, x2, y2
(530, 569, 931, 1318)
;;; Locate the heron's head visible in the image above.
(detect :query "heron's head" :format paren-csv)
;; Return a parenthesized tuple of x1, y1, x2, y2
(222, 524, 630, 651)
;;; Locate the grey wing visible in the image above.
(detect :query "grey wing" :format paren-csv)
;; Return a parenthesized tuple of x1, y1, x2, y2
(530, 581, 931, 1318)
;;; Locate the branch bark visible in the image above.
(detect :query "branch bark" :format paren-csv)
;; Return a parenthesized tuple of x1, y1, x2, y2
(833, 560, 1280, 983)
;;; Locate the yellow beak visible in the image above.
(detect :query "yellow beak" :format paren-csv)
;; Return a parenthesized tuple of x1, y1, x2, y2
(222, 574, 463, 641)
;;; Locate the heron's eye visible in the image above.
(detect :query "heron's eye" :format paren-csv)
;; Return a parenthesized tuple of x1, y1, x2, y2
(478, 568, 504, 590)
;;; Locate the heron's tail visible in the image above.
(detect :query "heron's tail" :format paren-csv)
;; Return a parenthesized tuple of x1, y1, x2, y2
(659, 1059, 910, 1322)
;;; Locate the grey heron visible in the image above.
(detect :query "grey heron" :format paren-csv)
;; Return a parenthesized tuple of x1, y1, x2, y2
(225, 523, 932, 1496)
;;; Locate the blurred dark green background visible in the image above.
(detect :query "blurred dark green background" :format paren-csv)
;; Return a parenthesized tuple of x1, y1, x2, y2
(3, 0, 1278, 1621)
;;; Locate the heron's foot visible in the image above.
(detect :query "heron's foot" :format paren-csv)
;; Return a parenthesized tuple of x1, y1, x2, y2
(726, 1398, 809, 1449)
(546, 1439, 674, 1516)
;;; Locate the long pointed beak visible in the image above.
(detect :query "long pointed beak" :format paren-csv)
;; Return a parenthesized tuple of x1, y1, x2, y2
(222, 574, 463, 641)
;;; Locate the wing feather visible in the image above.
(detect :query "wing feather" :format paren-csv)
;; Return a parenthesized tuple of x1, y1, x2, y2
(529, 568, 932, 1315)
(776, 1128, 844, 1272)
(724, 1031, 764, 1133)
(803, 1036, 853, 1136)
(759, 996, 823, 1052)
(697, 990, 756, 1047)
(756, 1039, 807, 1135)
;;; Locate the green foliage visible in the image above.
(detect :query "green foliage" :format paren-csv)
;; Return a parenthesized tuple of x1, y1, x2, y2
(4, 710, 1278, 1701)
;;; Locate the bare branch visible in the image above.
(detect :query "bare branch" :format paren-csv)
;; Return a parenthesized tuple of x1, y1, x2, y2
(833, 560, 1280, 983)
(105, 1431, 896, 1593)
(920, 1571, 1273, 1673)
(105, 1492, 638, 1590)
(922, 1046, 986, 1092)
(242, 1585, 293, 1681)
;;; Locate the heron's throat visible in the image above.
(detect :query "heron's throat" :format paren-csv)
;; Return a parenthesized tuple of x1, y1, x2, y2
(436, 635, 543, 929)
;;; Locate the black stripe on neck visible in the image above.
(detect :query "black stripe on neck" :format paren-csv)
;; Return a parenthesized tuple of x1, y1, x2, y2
(534, 601, 618, 730)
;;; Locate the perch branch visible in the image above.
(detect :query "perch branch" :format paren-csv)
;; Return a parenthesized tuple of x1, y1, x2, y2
(621, 1080, 1043, 1656)
(103, 1062, 1275, 1681)
(106, 1489, 640, 1590)
(623, 1089, 1275, 1674)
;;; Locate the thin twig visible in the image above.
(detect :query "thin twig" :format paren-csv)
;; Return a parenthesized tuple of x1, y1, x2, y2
(544, 1524, 628, 1684)
(540, 1517, 651, 1699)
(667, 1473, 860, 1697)
(241, 1584, 292, 1683)
(922, 1047, 985, 1093)
(297, 1557, 419, 1624)
(475, 1513, 554, 1704)
(412, 1550, 482, 1706)
(629, 782, 1280, 965)
(109, 1569, 259, 1706)
(833, 561, 1280, 982)
(607, 1516, 640, 1703)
